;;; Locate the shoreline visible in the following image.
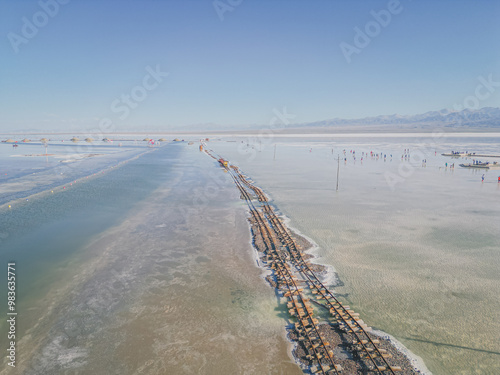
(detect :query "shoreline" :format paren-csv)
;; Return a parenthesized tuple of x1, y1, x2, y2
(283, 224, 431, 374)
(246, 209, 426, 373)
(275, 213, 432, 374)
(371, 330, 432, 375)
(226, 161, 431, 374)
(278, 212, 342, 287)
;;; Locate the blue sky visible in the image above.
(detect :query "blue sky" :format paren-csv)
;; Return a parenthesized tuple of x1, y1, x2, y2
(1, 0, 499, 131)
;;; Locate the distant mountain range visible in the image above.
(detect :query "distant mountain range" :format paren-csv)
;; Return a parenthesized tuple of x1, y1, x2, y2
(3, 107, 499, 135)
(173, 107, 500, 133)
(289, 107, 500, 131)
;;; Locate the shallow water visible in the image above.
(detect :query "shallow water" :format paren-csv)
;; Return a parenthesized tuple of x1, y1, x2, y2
(0, 143, 300, 374)
(0, 142, 149, 205)
(208, 134, 500, 375)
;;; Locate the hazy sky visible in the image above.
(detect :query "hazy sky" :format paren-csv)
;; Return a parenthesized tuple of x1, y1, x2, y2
(1, 0, 499, 132)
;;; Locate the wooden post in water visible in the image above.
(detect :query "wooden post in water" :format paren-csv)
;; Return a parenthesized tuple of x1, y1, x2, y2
(336, 154, 340, 192)
(274, 144, 277, 160)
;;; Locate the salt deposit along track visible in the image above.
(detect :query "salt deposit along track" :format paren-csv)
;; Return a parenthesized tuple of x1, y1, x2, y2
(202, 146, 403, 374)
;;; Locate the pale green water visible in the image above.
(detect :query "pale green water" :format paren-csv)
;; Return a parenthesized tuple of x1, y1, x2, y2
(210, 134, 500, 375)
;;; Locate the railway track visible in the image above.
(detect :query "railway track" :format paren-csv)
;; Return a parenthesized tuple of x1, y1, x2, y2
(202, 146, 402, 374)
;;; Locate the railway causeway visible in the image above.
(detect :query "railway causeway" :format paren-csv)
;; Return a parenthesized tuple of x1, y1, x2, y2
(202, 144, 419, 374)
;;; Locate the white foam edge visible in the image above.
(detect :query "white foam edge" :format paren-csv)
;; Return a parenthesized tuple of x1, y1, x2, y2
(371, 329, 433, 375)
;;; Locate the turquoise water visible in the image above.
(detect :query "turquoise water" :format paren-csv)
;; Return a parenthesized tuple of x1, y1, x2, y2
(0, 143, 299, 374)
(0, 145, 178, 335)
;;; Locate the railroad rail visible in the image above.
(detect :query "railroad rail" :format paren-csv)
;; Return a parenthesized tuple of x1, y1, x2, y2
(201, 146, 402, 374)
